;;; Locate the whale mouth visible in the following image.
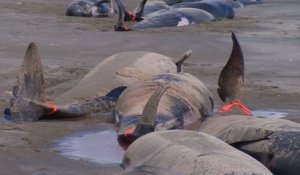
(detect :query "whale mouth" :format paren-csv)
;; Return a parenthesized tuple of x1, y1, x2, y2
(53, 127, 125, 165)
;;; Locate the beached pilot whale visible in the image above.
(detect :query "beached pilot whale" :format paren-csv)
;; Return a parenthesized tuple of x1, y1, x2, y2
(200, 115, 300, 175)
(115, 72, 213, 143)
(113, 33, 245, 144)
(164, 0, 262, 7)
(172, 0, 236, 19)
(114, 0, 214, 31)
(119, 130, 273, 175)
(194, 33, 300, 175)
(6, 43, 192, 121)
(114, 35, 245, 143)
(113, 0, 262, 30)
(66, 0, 115, 17)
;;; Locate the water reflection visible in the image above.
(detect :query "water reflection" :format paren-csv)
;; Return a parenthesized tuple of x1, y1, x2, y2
(56, 128, 124, 164)
(252, 110, 288, 119)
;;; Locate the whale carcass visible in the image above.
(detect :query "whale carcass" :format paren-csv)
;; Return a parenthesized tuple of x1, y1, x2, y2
(7, 43, 192, 121)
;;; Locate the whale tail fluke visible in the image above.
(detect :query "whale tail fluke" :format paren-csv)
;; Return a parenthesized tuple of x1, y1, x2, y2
(8, 42, 47, 121)
(114, 0, 130, 31)
(217, 33, 252, 116)
(6, 43, 117, 121)
(175, 50, 192, 72)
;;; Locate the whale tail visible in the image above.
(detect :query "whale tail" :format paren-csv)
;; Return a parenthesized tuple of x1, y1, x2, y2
(175, 50, 192, 72)
(114, 0, 145, 31)
(6, 43, 116, 121)
(8, 42, 47, 121)
(217, 33, 252, 116)
(114, 0, 130, 31)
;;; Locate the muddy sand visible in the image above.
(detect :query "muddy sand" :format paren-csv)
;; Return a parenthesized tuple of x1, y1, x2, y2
(0, 0, 299, 174)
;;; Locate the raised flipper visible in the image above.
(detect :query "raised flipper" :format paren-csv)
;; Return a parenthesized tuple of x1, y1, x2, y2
(175, 50, 192, 72)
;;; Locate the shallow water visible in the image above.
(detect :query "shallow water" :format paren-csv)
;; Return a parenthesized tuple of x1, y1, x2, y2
(252, 110, 288, 119)
(55, 128, 125, 165)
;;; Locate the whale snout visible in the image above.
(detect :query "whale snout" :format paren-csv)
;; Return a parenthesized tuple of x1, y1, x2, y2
(66, 2, 93, 17)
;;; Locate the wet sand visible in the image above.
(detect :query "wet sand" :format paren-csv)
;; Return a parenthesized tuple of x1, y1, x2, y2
(0, 0, 299, 174)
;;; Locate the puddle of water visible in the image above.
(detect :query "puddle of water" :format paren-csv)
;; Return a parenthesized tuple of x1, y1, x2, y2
(55, 128, 124, 165)
(252, 110, 288, 119)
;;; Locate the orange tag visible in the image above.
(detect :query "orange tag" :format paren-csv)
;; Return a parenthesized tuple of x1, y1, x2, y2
(124, 126, 136, 137)
(47, 101, 57, 115)
(218, 100, 252, 116)
(128, 11, 135, 21)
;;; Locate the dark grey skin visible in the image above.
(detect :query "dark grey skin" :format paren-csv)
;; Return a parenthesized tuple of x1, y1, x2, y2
(200, 115, 300, 175)
(120, 130, 272, 175)
(114, 0, 214, 31)
(115, 72, 213, 143)
(6, 42, 192, 121)
(114, 32, 245, 144)
(172, 0, 235, 19)
(147, 0, 262, 7)
(199, 33, 300, 174)
(66, 0, 115, 17)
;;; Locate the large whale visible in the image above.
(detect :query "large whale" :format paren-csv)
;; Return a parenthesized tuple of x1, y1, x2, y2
(113, 0, 263, 30)
(172, 0, 235, 19)
(119, 130, 272, 175)
(114, 0, 214, 31)
(6, 43, 192, 121)
(197, 33, 300, 174)
(115, 72, 213, 143)
(66, 0, 116, 17)
(113, 34, 246, 143)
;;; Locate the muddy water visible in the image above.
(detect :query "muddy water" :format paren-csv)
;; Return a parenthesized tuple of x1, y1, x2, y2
(55, 128, 125, 165)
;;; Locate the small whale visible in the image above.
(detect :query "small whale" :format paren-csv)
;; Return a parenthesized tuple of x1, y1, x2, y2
(114, 0, 214, 31)
(172, 0, 235, 19)
(66, 0, 115, 17)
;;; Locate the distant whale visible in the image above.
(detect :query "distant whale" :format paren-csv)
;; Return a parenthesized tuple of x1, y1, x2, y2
(172, 0, 235, 19)
(113, 0, 262, 30)
(66, 0, 115, 17)
(114, 0, 214, 31)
